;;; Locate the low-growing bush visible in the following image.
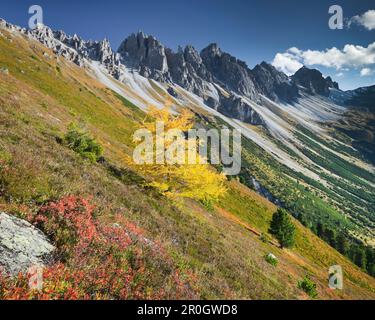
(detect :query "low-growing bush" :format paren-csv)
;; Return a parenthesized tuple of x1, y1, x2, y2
(298, 276, 318, 298)
(265, 253, 278, 266)
(0, 196, 199, 300)
(33, 196, 98, 258)
(65, 124, 103, 163)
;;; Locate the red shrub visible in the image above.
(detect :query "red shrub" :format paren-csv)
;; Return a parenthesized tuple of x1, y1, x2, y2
(33, 196, 99, 256)
(1, 196, 199, 300)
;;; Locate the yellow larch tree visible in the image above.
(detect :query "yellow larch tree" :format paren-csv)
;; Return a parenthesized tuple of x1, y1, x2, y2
(132, 102, 226, 206)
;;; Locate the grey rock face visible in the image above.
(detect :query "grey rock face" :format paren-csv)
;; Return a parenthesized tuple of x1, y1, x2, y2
(0, 20, 279, 127)
(118, 32, 169, 81)
(1, 19, 343, 129)
(252, 62, 299, 102)
(250, 177, 281, 206)
(27, 25, 83, 66)
(0, 18, 5, 28)
(28, 24, 122, 73)
(118, 33, 219, 102)
(200, 43, 259, 101)
(1, 20, 124, 86)
(0, 212, 55, 276)
(325, 76, 339, 90)
(166, 45, 213, 95)
(117, 35, 277, 125)
(344, 85, 375, 111)
(0, 18, 26, 33)
(292, 66, 338, 96)
(218, 96, 264, 125)
(167, 86, 180, 98)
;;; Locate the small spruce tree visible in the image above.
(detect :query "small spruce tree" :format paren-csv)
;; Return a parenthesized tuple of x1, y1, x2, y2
(336, 233, 350, 255)
(269, 208, 296, 248)
(65, 123, 103, 163)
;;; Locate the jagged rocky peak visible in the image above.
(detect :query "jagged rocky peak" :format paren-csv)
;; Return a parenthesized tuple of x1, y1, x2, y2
(117, 31, 169, 79)
(117, 32, 214, 94)
(200, 43, 259, 101)
(325, 76, 339, 90)
(1, 18, 343, 130)
(84, 38, 120, 66)
(201, 42, 248, 68)
(25, 23, 120, 68)
(28, 23, 56, 46)
(166, 44, 213, 94)
(183, 45, 203, 69)
(0, 18, 26, 32)
(252, 61, 299, 102)
(54, 31, 119, 65)
(200, 43, 222, 58)
(292, 66, 338, 96)
(254, 61, 289, 82)
(25, 24, 84, 66)
(117, 31, 148, 61)
(117, 33, 263, 123)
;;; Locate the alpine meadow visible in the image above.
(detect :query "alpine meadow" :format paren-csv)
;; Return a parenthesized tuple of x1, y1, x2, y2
(0, 1, 375, 302)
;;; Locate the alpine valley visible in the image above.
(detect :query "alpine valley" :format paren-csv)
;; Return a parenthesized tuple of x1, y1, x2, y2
(0, 18, 374, 299)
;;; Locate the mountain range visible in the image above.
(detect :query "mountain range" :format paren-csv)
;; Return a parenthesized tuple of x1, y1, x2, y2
(26, 23, 344, 121)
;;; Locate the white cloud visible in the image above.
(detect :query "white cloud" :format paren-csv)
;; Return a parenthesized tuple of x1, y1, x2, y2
(350, 10, 375, 30)
(336, 72, 344, 77)
(272, 42, 375, 75)
(272, 52, 303, 75)
(360, 67, 373, 76)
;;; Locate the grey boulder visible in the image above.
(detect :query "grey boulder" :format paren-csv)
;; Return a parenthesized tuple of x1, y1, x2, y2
(0, 212, 55, 276)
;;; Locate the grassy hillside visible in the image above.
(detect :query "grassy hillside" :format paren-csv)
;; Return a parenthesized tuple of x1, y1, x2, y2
(1, 28, 375, 299)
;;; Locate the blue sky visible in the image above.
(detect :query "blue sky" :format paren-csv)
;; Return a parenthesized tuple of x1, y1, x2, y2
(0, 0, 374, 90)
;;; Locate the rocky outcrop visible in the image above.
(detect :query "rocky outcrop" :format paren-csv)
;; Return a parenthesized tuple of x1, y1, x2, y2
(0, 212, 55, 276)
(345, 85, 375, 112)
(252, 61, 299, 102)
(325, 76, 339, 90)
(218, 96, 264, 125)
(0, 67, 9, 75)
(0, 19, 344, 129)
(0, 18, 26, 33)
(166, 45, 213, 96)
(117, 36, 301, 105)
(118, 33, 213, 93)
(250, 177, 281, 206)
(27, 24, 122, 75)
(200, 43, 259, 101)
(118, 34, 258, 100)
(334, 85, 375, 165)
(292, 66, 339, 96)
(118, 32, 169, 81)
(117, 33, 266, 123)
